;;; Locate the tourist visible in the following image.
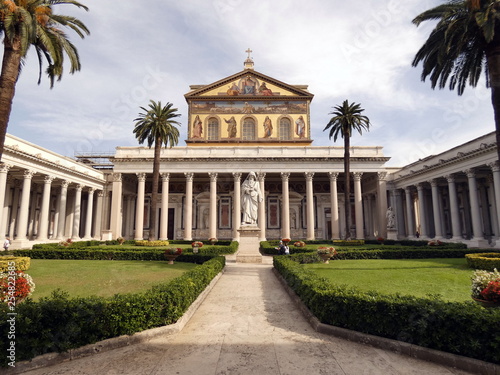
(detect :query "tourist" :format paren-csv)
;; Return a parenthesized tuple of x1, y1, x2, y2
(3, 237, 10, 251)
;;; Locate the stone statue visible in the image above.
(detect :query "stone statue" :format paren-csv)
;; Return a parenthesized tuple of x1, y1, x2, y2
(386, 206, 396, 229)
(241, 171, 262, 225)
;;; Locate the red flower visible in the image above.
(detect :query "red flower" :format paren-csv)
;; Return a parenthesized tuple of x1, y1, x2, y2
(480, 280, 500, 303)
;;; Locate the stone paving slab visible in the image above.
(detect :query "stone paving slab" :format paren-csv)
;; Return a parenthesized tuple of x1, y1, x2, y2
(11, 257, 494, 375)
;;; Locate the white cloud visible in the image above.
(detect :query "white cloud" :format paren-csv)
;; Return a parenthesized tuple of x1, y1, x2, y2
(2, 0, 495, 165)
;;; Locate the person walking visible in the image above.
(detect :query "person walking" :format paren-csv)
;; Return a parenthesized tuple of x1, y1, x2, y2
(3, 237, 10, 251)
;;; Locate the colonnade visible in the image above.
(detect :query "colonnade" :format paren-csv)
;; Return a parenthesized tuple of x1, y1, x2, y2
(391, 162, 500, 246)
(0, 164, 104, 246)
(109, 170, 390, 241)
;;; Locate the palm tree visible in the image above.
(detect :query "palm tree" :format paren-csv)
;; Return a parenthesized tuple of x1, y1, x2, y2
(133, 100, 181, 240)
(324, 100, 371, 240)
(412, 0, 500, 163)
(0, 0, 89, 161)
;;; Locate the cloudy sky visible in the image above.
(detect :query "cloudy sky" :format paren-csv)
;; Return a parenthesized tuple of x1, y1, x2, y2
(4, 0, 495, 166)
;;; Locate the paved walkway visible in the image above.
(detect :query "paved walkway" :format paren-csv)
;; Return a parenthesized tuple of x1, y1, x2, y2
(19, 257, 479, 375)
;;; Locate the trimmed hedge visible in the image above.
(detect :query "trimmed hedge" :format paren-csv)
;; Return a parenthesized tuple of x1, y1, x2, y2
(0, 256, 30, 271)
(0, 256, 225, 367)
(466, 253, 500, 271)
(273, 256, 500, 364)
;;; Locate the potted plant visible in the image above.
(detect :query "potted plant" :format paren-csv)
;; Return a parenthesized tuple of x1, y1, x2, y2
(471, 268, 500, 307)
(0, 270, 35, 304)
(294, 241, 306, 247)
(427, 239, 443, 246)
(164, 248, 182, 264)
(317, 246, 337, 264)
(281, 238, 291, 245)
(209, 237, 218, 245)
(117, 237, 125, 245)
(191, 241, 203, 254)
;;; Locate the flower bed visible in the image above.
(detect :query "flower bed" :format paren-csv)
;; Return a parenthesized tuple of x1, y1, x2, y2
(471, 268, 500, 304)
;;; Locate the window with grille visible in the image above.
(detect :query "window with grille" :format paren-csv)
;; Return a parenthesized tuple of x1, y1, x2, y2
(207, 118, 219, 140)
(242, 118, 256, 140)
(279, 118, 291, 140)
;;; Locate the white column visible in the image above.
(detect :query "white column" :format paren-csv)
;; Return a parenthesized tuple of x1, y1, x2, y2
(377, 172, 388, 239)
(71, 184, 83, 240)
(209, 172, 218, 240)
(305, 172, 315, 240)
(405, 187, 415, 238)
(465, 169, 484, 240)
(257, 172, 266, 241)
(488, 162, 500, 236)
(281, 172, 290, 240)
(124, 195, 134, 238)
(38, 176, 54, 240)
(232, 172, 241, 241)
(16, 170, 35, 240)
(353, 172, 364, 239)
(83, 188, 94, 239)
(160, 173, 170, 240)
(430, 179, 444, 239)
(109, 173, 123, 239)
(395, 189, 405, 238)
(184, 172, 194, 240)
(94, 191, 104, 239)
(328, 172, 340, 239)
(0, 164, 11, 234)
(416, 183, 428, 239)
(135, 173, 146, 240)
(445, 175, 462, 241)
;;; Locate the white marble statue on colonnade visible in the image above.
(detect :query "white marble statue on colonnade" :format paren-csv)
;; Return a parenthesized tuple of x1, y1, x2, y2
(241, 171, 263, 226)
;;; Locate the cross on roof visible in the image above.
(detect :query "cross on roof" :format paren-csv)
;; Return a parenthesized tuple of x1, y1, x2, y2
(245, 48, 253, 59)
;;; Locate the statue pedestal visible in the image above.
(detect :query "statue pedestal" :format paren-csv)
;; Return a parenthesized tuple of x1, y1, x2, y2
(387, 228, 398, 241)
(236, 225, 262, 263)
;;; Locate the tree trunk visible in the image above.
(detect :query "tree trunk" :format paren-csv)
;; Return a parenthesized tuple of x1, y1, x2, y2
(0, 37, 22, 161)
(149, 139, 161, 240)
(344, 136, 351, 240)
(486, 43, 500, 163)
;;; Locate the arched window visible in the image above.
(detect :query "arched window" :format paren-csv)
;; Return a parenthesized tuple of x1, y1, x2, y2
(242, 118, 256, 140)
(279, 117, 292, 140)
(207, 118, 219, 140)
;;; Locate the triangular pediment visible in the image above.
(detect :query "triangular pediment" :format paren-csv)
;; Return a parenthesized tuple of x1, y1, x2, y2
(185, 70, 313, 99)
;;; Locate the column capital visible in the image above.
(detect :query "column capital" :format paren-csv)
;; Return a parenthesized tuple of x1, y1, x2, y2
(184, 172, 194, 181)
(404, 186, 413, 194)
(97, 190, 105, 198)
(74, 184, 83, 191)
(112, 172, 122, 182)
(464, 169, 476, 179)
(61, 180, 70, 189)
(488, 161, 500, 172)
(87, 187, 95, 194)
(416, 182, 426, 191)
(429, 179, 439, 187)
(328, 171, 339, 181)
(444, 174, 455, 183)
(209, 172, 218, 182)
(44, 175, 55, 184)
(304, 171, 314, 181)
(377, 171, 387, 181)
(136, 172, 146, 182)
(257, 172, 266, 182)
(353, 172, 363, 181)
(232, 172, 242, 182)
(161, 172, 170, 181)
(23, 169, 35, 179)
(280, 172, 290, 181)
(0, 163, 12, 173)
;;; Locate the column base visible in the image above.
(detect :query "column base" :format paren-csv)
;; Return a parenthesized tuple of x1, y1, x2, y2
(463, 238, 490, 248)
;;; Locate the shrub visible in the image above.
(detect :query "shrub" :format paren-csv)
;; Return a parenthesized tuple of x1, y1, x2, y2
(135, 240, 169, 247)
(466, 253, 500, 271)
(0, 257, 30, 272)
(274, 256, 500, 364)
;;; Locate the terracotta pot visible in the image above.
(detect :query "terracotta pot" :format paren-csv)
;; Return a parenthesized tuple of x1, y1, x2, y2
(318, 253, 332, 264)
(165, 254, 180, 264)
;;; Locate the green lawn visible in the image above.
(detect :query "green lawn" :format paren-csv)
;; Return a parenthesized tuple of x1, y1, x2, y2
(304, 258, 473, 302)
(27, 259, 197, 300)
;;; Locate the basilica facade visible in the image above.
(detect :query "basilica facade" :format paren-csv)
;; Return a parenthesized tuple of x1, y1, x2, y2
(1, 58, 499, 248)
